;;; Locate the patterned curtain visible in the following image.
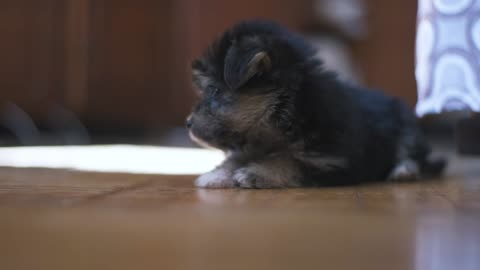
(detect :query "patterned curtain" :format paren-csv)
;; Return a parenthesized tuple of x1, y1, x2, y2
(415, 0, 480, 116)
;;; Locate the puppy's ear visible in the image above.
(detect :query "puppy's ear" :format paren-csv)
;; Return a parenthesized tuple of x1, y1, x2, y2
(224, 47, 271, 89)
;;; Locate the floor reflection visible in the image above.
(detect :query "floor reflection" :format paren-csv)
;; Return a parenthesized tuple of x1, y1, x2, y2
(415, 216, 480, 270)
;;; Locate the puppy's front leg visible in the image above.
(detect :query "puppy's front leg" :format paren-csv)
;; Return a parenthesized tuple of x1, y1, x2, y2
(233, 155, 301, 189)
(195, 156, 240, 188)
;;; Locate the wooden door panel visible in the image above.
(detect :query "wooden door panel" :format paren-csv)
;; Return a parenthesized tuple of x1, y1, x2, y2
(353, 0, 418, 107)
(0, 0, 65, 118)
(87, 0, 175, 127)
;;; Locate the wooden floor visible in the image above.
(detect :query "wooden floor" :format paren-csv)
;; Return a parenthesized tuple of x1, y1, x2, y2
(0, 146, 479, 270)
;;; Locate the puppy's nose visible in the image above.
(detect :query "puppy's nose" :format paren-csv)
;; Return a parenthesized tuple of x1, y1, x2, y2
(186, 118, 193, 129)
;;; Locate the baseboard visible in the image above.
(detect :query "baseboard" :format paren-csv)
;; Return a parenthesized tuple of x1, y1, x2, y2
(420, 112, 480, 155)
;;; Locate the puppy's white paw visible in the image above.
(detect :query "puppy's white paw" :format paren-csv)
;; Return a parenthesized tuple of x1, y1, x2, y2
(195, 168, 235, 188)
(388, 160, 419, 182)
(233, 167, 288, 189)
(233, 168, 263, 188)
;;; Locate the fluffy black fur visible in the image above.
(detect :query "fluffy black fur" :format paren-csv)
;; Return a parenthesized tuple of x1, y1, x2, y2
(188, 20, 445, 188)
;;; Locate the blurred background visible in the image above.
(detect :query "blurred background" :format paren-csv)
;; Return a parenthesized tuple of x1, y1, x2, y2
(0, 0, 457, 147)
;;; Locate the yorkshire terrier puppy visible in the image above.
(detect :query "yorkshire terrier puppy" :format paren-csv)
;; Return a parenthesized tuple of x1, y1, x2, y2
(187, 21, 445, 188)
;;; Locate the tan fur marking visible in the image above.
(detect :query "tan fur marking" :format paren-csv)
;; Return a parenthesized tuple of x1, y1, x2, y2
(246, 51, 272, 78)
(192, 69, 212, 89)
(225, 92, 278, 132)
(233, 155, 301, 188)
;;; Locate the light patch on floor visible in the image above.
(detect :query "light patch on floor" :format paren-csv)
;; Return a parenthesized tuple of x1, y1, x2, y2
(0, 145, 223, 175)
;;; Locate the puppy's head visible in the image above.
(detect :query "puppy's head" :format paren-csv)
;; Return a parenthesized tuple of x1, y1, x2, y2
(187, 21, 318, 150)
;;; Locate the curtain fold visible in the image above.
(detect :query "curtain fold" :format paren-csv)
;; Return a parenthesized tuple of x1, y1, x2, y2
(415, 0, 480, 116)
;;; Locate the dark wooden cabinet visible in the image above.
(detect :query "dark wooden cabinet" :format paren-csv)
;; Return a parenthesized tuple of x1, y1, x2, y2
(0, 0, 314, 129)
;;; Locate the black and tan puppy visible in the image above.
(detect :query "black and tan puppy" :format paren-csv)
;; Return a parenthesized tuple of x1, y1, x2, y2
(187, 21, 445, 188)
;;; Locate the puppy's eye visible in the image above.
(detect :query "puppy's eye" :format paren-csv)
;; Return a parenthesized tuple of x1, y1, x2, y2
(207, 86, 220, 96)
